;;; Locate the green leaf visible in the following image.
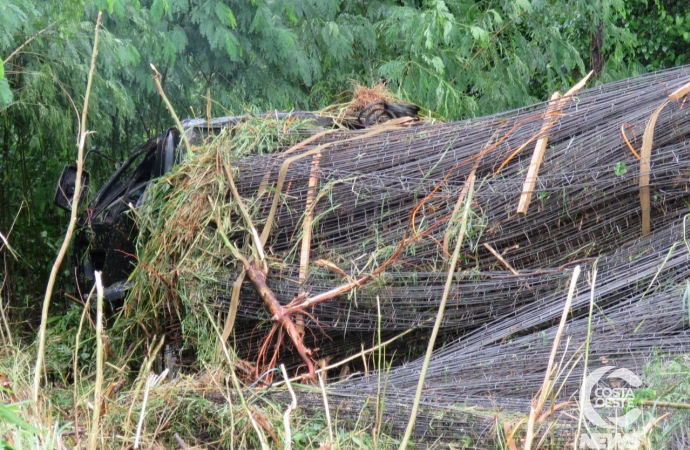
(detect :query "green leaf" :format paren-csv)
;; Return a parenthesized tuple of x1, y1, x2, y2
(0, 403, 39, 433)
(470, 26, 490, 47)
(215, 3, 237, 29)
(0, 61, 4, 78)
(422, 55, 445, 74)
(150, 0, 168, 22)
(0, 78, 12, 107)
(614, 162, 628, 176)
(488, 9, 503, 25)
(516, 0, 533, 13)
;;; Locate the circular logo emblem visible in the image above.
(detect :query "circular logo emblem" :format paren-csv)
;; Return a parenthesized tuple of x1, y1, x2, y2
(581, 366, 642, 429)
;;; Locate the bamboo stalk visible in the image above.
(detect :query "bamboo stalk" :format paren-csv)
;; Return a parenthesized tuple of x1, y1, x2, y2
(574, 264, 598, 447)
(281, 364, 298, 450)
(516, 91, 561, 215)
(524, 265, 581, 450)
(87, 272, 104, 450)
(296, 151, 322, 333)
(639, 100, 670, 236)
(33, 11, 102, 402)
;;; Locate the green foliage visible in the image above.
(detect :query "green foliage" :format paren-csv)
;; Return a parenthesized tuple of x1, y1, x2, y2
(614, 161, 628, 176)
(0, 0, 688, 327)
(0, 63, 12, 106)
(624, 0, 690, 71)
(0, 403, 39, 434)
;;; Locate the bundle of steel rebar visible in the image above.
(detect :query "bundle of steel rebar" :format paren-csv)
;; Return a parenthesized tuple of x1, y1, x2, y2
(207, 66, 690, 358)
(130, 65, 690, 447)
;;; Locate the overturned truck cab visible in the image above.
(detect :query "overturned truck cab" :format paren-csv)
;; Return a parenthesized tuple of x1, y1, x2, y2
(54, 127, 182, 304)
(53, 105, 420, 306)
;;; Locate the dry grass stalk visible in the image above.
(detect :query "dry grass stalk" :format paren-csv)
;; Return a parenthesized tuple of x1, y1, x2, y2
(124, 335, 165, 435)
(87, 271, 104, 450)
(574, 265, 598, 446)
(134, 369, 168, 449)
(318, 371, 334, 445)
(204, 305, 270, 450)
(348, 83, 395, 112)
(73, 284, 95, 444)
(443, 159, 480, 257)
(483, 243, 520, 275)
(221, 157, 266, 266)
(638, 400, 690, 409)
(33, 11, 102, 401)
(273, 326, 415, 386)
(280, 364, 298, 450)
(218, 270, 244, 354)
(523, 265, 581, 450)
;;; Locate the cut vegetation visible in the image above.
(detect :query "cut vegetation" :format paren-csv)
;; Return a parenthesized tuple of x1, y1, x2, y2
(5, 66, 690, 449)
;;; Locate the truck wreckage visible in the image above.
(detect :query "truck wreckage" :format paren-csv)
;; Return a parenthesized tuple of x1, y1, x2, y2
(54, 102, 420, 305)
(53, 69, 690, 446)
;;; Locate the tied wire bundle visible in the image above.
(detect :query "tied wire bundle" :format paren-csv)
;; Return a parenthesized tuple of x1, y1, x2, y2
(208, 66, 690, 356)
(129, 66, 690, 445)
(263, 219, 690, 445)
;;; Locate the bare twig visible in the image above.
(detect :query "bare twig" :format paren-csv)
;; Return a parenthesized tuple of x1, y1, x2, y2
(174, 433, 190, 449)
(280, 364, 298, 450)
(318, 371, 334, 445)
(3, 22, 55, 65)
(150, 64, 192, 152)
(33, 11, 102, 402)
(134, 369, 168, 448)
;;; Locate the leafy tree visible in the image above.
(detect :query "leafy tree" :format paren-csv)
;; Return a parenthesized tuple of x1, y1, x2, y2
(0, 0, 686, 319)
(623, 0, 690, 71)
